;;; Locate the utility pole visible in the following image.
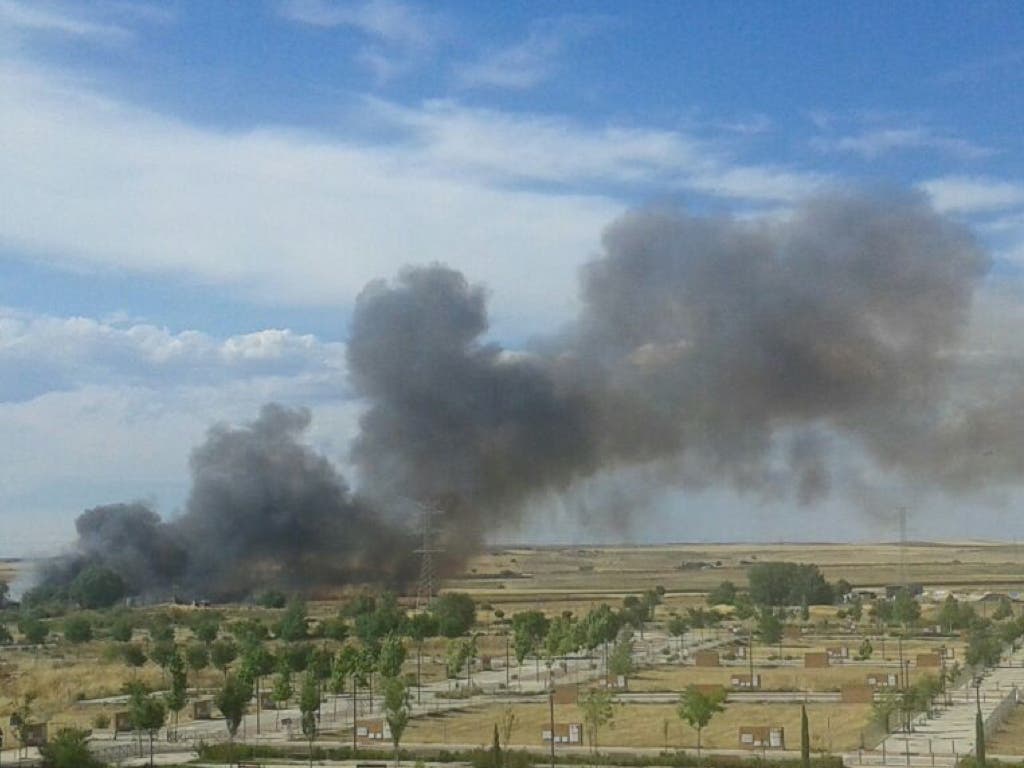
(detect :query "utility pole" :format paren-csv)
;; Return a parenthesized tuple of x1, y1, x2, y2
(549, 690, 556, 768)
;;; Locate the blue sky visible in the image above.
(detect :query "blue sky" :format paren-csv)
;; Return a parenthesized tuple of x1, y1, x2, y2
(2, 0, 1024, 554)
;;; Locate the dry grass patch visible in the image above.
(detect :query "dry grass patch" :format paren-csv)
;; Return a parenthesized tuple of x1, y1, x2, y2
(403, 701, 871, 751)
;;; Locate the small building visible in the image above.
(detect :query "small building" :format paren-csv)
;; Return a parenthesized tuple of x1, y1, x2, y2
(917, 653, 942, 668)
(734, 644, 748, 659)
(826, 646, 849, 660)
(729, 674, 761, 690)
(738, 726, 784, 749)
(192, 699, 214, 720)
(542, 723, 584, 745)
(114, 711, 134, 733)
(357, 721, 391, 741)
(21, 723, 48, 748)
(804, 652, 829, 668)
(784, 625, 803, 641)
(841, 685, 875, 704)
(866, 673, 899, 688)
(694, 650, 720, 667)
(552, 684, 578, 705)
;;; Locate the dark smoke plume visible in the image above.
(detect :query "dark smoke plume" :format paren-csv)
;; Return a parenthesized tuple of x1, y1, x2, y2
(50, 190, 1012, 598)
(348, 191, 994, 536)
(49, 405, 416, 599)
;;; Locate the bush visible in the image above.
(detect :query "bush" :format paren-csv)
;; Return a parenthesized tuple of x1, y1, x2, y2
(257, 590, 288, 609)
(92, 711, 112, 729)
(64, 615, 93, 644)
(69, 566, 127, 609)
(39, 727, 104, 768)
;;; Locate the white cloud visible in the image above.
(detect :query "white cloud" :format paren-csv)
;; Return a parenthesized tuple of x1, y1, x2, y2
(919, 176, 1024, 214)
(373, 99, 827, 201)
(0, 61, 830, 340)
(813, 126, 993, 161)
(458, 15, 609, 91)
(0, 0, 131, 44)
(0, 307, 347, 401)
(280, 0, 444, 83)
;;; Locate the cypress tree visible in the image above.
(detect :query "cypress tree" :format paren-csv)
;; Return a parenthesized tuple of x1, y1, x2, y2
(493, 722, 503, 768)
(801, 704, 810, 768)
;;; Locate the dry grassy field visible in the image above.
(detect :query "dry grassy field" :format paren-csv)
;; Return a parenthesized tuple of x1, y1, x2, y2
(403, 700, 873, 751)
(0, 541, 1018, 755)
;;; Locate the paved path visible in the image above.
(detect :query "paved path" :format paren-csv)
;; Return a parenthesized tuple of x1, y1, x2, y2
(844, 647, 1024, 767)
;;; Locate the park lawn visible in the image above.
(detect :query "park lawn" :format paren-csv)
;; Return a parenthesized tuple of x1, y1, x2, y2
(402, 701, 872, 752)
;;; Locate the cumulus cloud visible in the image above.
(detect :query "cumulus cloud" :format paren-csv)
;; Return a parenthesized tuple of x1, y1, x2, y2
(0, 307, 346, 401)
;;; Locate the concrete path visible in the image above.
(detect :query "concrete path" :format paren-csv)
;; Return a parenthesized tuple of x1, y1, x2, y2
(844, 647, 1024, 767)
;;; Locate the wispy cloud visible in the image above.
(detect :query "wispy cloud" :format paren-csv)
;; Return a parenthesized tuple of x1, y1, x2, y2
(0, 0, 132, 44)
(458, 14, 611, 91)
(919, 175, 1024, 214)
(813, 126, 994, 161)
(279, 0, 445, 83)
(374, 99, 826, 202)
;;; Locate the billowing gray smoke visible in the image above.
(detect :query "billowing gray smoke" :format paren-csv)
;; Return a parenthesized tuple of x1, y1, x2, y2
(348, 191, 994, 540)
(52, 190, 1010, 597)
(52, 405, 416, 599)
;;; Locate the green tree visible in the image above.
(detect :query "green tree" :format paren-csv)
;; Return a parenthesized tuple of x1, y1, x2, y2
(757, 610, 783, 645)
(677, 685, 725, 763)
(239, 641, 276, 735)
(431, 592, 476, 638)
(800, 704, 810, 768)
(121, 642, 148, 669)
(580, 689, 615, 754)
(210, 637, 238, 678)
(408, 611, 439, 700)
(748, 562, 833, 607)
(110, 615, 134, 642)
(129, 689, 167, 767)
(355, 591, 407, 644)
(38, 727, 104, 768)
(165, 650, 188, 739)
(193, 616, 220, 645)
(857, 637, 874, 661)
(383, 676, 411, 766)
(706, 581, 738, 607)
(185, 643, 210, 687)
(69, 565, 127, 609)
(512, 610, 549, 682)
(214, 675, 252, 767)
(300, 671, 319, 768)
(378, 632, 407, 679)
(18, 614, 48, 644)
(892, 589, 921, 627)
(608, 635, 634, 677)
(273, 660, 294, 725)
(667, 616, 689, 652)
(278, 599, 309, 642)
(150, 637, 178, 684)
(63, 615, 93, 644)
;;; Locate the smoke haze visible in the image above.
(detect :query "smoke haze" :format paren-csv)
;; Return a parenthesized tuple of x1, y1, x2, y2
(51, 190, 1024, 597)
